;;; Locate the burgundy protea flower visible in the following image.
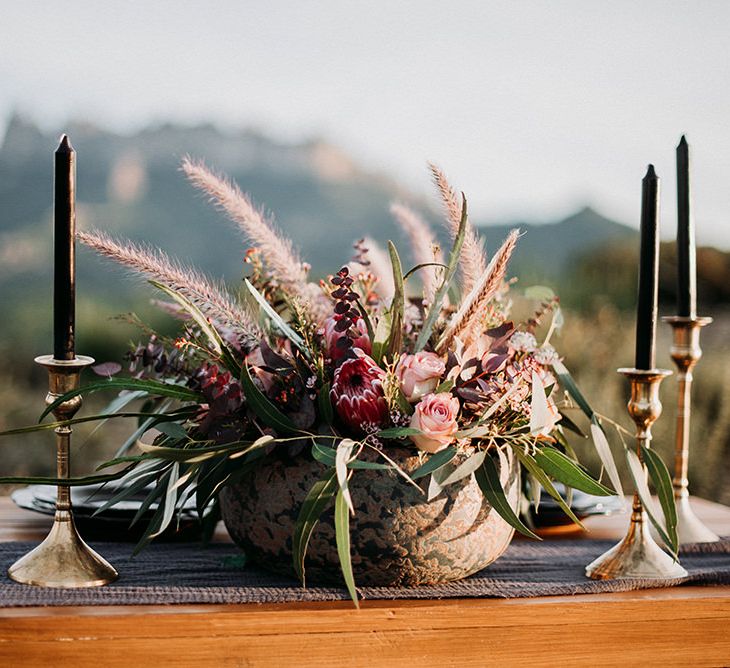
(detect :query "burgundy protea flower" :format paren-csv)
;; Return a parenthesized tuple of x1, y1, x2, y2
(330, 351, 389, 433)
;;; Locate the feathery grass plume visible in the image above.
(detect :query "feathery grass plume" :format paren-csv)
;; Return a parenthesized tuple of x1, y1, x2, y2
(428, 162, 487, 296)
(361, 237, 395, 302)
(181, 157, 329, 323)
(436, 229, 520, 354)
(78, 230, 262, 350)
(390, 202, 442, 305)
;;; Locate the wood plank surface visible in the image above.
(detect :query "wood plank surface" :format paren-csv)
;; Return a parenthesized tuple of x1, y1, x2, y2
(1, 496, 729, 667)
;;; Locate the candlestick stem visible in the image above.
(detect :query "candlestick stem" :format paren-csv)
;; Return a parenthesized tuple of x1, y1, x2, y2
(7, 355, 117, 587)
(586, 368, 688, 580)
(662, 315, 718, 543)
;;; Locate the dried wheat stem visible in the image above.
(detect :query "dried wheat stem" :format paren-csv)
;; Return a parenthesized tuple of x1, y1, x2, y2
(390, 202, 442, 305)
(181, 157, 329, 323)
(436, 229, 520, 353)
(428, 162, 487, 296)
(78, 229, 261, 348)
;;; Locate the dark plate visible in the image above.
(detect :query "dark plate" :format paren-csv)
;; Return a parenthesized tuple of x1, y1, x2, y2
(530, 484, 625, 528)
(12, 483, 204, 542)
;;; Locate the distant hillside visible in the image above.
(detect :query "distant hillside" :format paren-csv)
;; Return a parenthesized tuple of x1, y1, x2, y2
(0, 115, 645, 359)
(477, 206, 638, 284)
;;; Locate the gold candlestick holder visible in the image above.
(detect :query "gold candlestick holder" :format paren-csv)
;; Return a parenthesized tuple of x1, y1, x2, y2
(8, 355, 118, 587)
(586, 368, 688, 580)
(662, 315, 719, 544)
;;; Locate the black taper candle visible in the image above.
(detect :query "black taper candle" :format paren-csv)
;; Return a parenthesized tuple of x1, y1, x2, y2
(53, 135, 76, 360)
(676, 135, 696, 317)
(635, 164, 660, 370)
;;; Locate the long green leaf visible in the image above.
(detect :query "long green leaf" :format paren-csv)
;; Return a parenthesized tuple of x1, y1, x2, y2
(590, 418, 624, 500)
(0, 468, 133, 487)
(317, 382, 334, 425)
(335, 439, 356, 514)
(0, 410, 192, 437)
(641, 445, 679, 551)
(534, 447, 614, 496)
(240, 363, 298, 434)
(438, 450, 487, 487)
(292, 470, 338, 585)
(311, 442, 391, 470)
(385, 241, 405, 360)
(335, 488, 359, 607)
(149, 281, 222, 355)
(402, 261, 448, 282)
(149, 462, 180, 538)
(625, 448, 677, 555)
(552, 360, 594, 418)
(512, 447, 585, 529)
(40, 379, 202, 422)
(243, 279, 308, 354)
(370, 311, 391, 365)
(409, 446, 458, 480)
(151, 280, 242, 375)
(416, 194, 468, 351)
(474, 454, 541, 540)
(376, 426, 422, 439)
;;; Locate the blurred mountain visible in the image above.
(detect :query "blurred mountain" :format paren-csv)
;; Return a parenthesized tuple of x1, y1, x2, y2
(0, 114, 637, 282)
(2, 113, 703, 360)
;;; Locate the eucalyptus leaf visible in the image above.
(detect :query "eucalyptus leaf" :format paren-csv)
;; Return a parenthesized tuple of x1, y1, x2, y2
(155, 422, 189, 440)
(335, 488, 359, 607)
(590, 419, 624, 500)
(626, 448, 677, 555)
(376, 426, 421, 439)
(474, 454, 541, 540)
(385, 241, 405, 359)
(335, 439, 356, 514)
(312, 442, 391, 470)
(529, 371, 551, 437)
(292, 470, 339, 585)
(438, 450, 486, 487)
(641, 445, 679, 551)
(240, 363, 298, 434)
(409, 446, 458, 480)
(244, 279, 308, 355)
(371, 312, 391, 364)
(533, 447, 614, 496)
(317, 382, 334, 425)
(552, 360, 594, 418)
(40, 379, 202, 422)
(402, 261, 448, 282)
(513, 447, 585, 529)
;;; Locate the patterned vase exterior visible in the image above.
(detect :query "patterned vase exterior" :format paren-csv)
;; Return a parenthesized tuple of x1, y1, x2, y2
(220, 446, 520, 587)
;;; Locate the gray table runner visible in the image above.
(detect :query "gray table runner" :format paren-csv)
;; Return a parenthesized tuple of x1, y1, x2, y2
(1, 539, 729, 607)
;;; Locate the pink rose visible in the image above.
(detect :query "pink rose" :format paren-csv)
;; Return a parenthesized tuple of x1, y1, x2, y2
(409, 392, 460, 453)
(396, 351, 446, 402)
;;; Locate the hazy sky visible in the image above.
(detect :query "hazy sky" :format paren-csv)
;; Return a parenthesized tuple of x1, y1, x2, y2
(2, 1, 730, 246)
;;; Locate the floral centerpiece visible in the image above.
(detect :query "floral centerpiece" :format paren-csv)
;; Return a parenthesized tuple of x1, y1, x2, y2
(21, 160, 679, 603)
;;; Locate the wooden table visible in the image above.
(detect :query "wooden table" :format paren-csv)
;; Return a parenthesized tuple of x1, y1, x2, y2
(1, 496, 729, 667)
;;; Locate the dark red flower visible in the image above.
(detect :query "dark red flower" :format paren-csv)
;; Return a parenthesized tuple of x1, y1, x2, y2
(330, 351, 389, 432)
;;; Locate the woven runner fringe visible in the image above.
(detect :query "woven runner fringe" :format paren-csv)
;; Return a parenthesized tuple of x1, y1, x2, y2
(1, 538, 729, 607)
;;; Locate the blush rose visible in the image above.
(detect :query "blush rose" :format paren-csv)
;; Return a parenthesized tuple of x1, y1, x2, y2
(409, 392, 460, 453)
(396, 351, 446, 402)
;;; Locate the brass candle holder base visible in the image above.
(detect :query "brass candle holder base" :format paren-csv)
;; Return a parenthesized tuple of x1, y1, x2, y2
(8, 355, 117, 588)
(586, 368, 688, 580)
(663, 315, 719, 544)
